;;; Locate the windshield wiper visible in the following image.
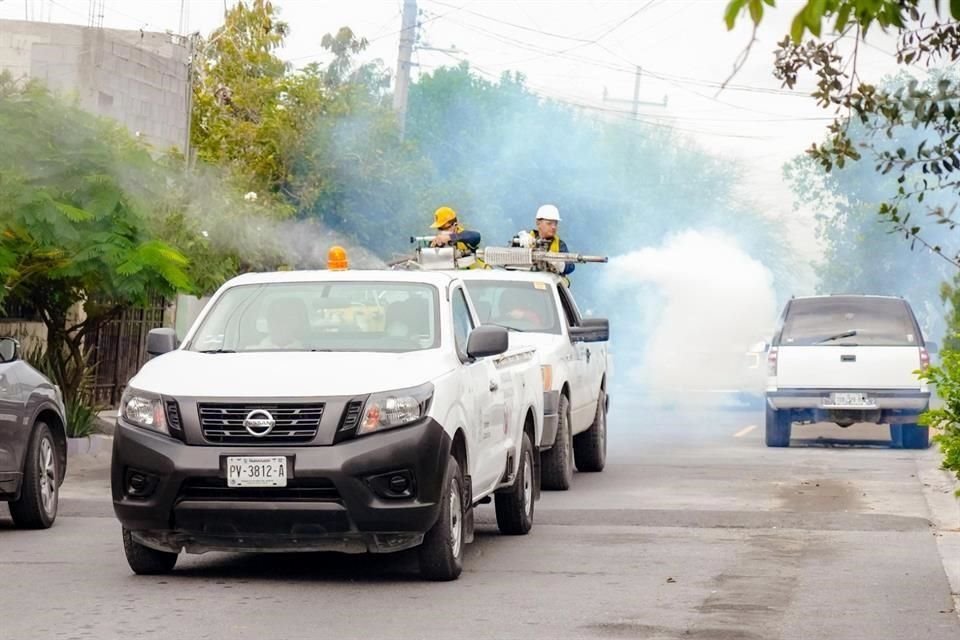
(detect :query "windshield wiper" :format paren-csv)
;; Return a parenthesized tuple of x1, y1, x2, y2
(484, 322, 526, 333)
(199, 349, 236, 354)
(816, 330, 858, 344)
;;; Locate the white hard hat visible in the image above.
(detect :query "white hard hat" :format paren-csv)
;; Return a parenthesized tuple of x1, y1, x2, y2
(536, 204, 561, 222)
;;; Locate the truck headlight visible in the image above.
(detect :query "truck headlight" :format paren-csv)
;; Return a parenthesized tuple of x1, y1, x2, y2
(120, 388, 170, 436)
(358, 383, 433, 436)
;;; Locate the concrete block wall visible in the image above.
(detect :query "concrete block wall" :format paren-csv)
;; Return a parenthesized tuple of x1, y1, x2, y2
(0, 19, 190, 153)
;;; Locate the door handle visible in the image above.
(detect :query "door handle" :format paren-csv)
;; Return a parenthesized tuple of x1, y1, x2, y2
(489, 380, 499, 392)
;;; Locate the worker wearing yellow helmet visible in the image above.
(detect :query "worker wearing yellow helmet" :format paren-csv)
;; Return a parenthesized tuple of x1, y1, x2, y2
(429, 206, 487, 269)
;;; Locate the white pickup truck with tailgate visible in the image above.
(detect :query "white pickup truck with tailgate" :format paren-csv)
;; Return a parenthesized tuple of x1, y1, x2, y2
(765, 294, 935, 448)
(111, 268, 543, 581)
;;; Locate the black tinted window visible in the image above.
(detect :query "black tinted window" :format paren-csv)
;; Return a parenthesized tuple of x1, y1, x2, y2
(780, 297, 919, 347)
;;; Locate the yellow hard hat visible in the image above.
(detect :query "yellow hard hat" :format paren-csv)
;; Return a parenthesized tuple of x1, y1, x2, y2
(431, 206, 458, 229)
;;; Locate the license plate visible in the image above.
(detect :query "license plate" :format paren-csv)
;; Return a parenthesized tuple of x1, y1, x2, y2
(227, 456, 287, 487)
(829, 392, 871, 407)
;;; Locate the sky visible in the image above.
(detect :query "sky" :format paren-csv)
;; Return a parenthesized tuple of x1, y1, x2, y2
(0, 0, 909, 265)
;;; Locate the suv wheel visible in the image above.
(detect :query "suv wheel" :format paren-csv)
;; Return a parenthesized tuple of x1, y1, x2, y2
(9, 421, 59, 529)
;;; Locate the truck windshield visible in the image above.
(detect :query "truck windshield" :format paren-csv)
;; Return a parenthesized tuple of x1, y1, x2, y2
(186, 281, 440, 353)
(464, 280, 561, 334)
(780, 297, 920, 347)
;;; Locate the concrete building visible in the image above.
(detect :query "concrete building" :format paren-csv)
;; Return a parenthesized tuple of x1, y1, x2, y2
(0, 19, 191, 153)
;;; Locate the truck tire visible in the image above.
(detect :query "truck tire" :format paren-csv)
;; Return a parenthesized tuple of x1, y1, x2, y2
(495, 431, 535, 535)
(765, 405, 791, 447)
(9, 421, 59, 529)
(418, 455, 464, 581)
(122, 528, 178, 575)
(541, 394, 573, 490)
(892, 423, 930, 450)
(574, 388, 607, 472)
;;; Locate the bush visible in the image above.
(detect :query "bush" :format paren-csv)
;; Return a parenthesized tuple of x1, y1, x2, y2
(64, 395, 98, 438)
(918, 350, 960, 494)
(21, 341, 102, 438)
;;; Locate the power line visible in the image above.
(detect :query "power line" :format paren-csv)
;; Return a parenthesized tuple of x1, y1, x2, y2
(423, 57, 782, 141)
(287, 0, 471, 63)
(435, 13, 809, 101)
(424, 0, 595, 43)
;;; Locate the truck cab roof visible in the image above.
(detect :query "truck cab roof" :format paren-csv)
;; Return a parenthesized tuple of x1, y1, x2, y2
(222, 269, 460, 288)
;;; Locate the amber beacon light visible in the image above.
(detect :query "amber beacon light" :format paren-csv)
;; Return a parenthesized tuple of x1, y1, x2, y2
(327, 246, 349, 270)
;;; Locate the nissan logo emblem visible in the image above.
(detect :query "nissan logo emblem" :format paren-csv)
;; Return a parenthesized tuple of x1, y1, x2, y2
(243, 409, 276, 437)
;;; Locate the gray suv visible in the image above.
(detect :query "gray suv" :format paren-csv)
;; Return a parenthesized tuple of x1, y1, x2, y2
(0, 337, 68, 528)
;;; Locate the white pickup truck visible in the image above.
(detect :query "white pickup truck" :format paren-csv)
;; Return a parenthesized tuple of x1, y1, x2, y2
(110, 269, 544, 581)
(765, 294, 934, 448)
(461, 270, 610, 490)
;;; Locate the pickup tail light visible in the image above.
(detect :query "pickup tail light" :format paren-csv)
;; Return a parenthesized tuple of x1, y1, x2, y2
(767, 347, 779, 376)
(919, 346, 930, 371)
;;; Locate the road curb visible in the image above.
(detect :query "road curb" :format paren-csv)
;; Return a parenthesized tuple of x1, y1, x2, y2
(66, 433, 113, 459)
(94, 409, 118, 436)
(916, 448, 960, 618)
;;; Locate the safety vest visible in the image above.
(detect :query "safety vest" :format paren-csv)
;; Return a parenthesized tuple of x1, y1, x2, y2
(532, 232, 569, 286)
(454, 223, 489, 270)
(531, 231, 562, 253)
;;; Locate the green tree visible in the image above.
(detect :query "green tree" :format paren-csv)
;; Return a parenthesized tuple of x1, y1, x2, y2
(287, 28, 429, 260)
(920, 351, 960, 491)
(0, 77, 194, 407)
(190, 0, 324, 206)
(724, 0, 960, 264)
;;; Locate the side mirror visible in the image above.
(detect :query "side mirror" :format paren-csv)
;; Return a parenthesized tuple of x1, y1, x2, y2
(571, 318, 609, 343)
(466, 325, 509, 359)
(926, 341, 939, 353)
(0, 337, 19, 363)
(146, 328, 178, 356)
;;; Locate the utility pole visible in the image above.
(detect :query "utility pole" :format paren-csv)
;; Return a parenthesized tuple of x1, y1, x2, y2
(603, 65, 667, 119)
(393, 0, 417, 139)
(184, 32, 196, 174)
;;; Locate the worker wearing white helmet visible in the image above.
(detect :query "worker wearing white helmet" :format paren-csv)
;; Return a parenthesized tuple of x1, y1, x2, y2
(512, 204, 575, 277)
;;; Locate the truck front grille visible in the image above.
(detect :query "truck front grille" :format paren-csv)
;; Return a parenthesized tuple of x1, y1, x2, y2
(177, 477, 340, 502)
(198, 403, 324, 444)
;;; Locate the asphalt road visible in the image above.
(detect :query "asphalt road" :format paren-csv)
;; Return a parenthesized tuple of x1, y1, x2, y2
(2, 395, 959, 640)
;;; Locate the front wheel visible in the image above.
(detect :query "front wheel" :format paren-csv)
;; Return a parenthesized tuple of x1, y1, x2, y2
(418, 455, 465, 581)
(122, 528, 178, 575)
(495, 432, 535, 535)
(541, 395, 573, 490)
(9, 422, 60, 529)
(574, 389, 607, 472)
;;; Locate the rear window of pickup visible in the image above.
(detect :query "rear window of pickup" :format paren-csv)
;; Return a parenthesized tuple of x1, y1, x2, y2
(780, 297, 920, 347)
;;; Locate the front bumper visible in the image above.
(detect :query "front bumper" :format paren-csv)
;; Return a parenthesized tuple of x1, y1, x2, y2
(540, 390, 560, 449)
(111, 417, 452, 554)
